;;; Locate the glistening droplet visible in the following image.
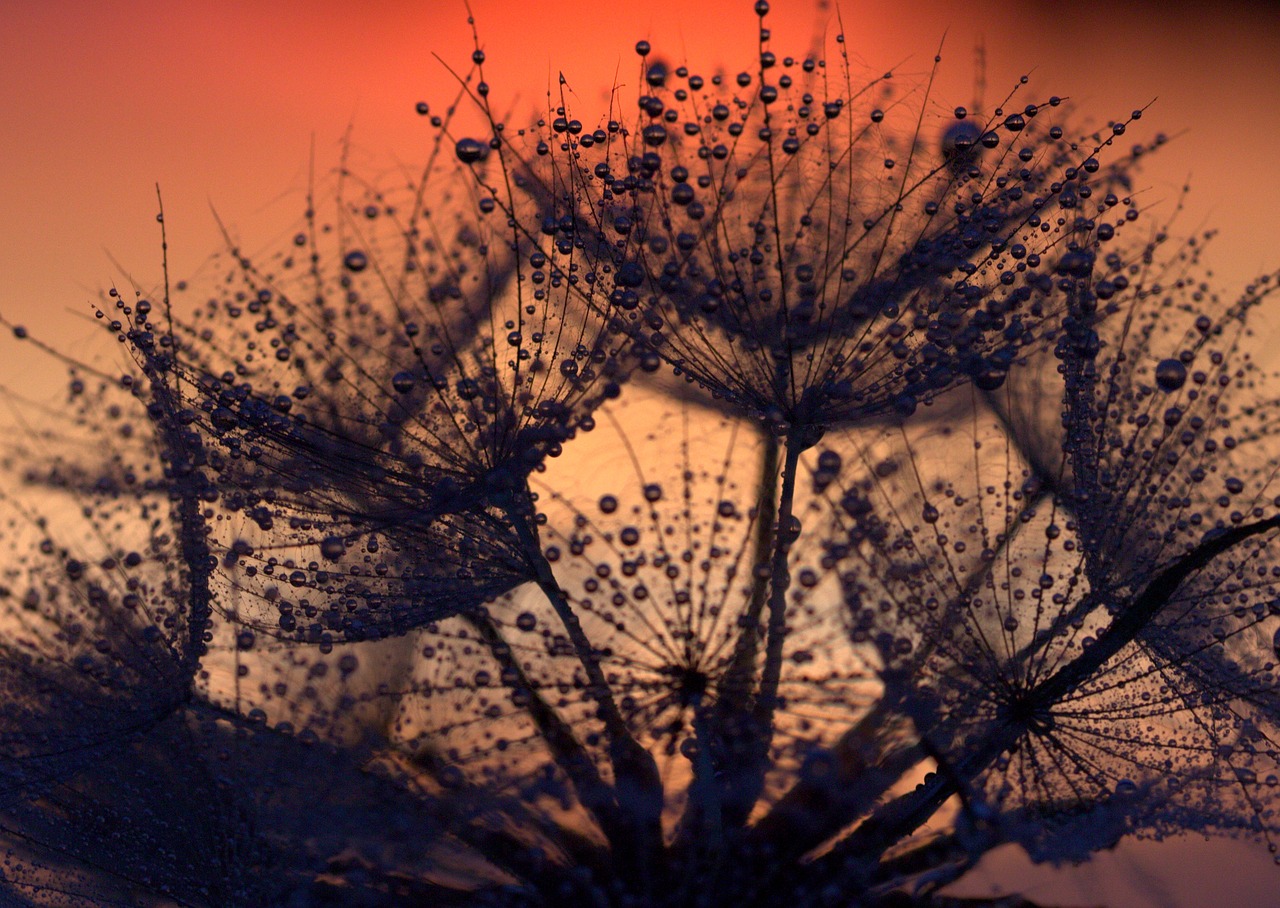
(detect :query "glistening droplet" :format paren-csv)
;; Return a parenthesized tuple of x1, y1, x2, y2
(455, 138, 485, 163)
(1155, 358, 1187, 392)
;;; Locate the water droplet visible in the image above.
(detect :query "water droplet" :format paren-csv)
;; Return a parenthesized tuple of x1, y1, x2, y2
(391, 371, 416, 393)
(1154, 358, 1187, 392)
(320, 536, 346, 561)
(343, 250, 368, 272)
(455, 138, 486, 163)
(973, 364, 1007, 391)
(642, 124, 667, 147)
(211, 407, 237, 432)
(599, 495, 618, 514)
(1003, 113, 1026, 132)
(942, 121, 980, 159)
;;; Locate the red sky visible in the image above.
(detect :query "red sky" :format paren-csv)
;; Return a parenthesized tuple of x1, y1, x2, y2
(5, 2, 1279, 389)
(3, 1, 1280, 902)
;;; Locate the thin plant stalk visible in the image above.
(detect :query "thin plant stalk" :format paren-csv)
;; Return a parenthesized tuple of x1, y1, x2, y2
(502, 490, 665, 888)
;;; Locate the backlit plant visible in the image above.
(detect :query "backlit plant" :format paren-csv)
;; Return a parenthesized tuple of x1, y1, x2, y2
(1, 4, 1278, 906)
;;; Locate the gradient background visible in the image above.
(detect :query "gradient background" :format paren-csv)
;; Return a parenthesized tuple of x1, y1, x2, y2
(4, 1, 1280, 903)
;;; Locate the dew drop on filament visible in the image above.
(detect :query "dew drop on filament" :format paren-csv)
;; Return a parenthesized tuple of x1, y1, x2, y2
(455, 138, 486, 164)
(1155, 358, 1188, 392)
(319, 537, 346, 561)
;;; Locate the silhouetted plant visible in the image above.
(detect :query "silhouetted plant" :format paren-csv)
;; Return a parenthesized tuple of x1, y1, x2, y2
(3, 4, 1279, 907)
(518, 2, 1161, 873)
(800, 231, 1280, 899)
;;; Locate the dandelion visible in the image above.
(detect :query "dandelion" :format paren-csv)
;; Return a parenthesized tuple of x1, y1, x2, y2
(804, 234, 1280, 897)
(122, 147, 627, 643)
(107, 30, 673, 893)
(0, 375, 506, 906)
(4, 3, 1280, 906)
(0, 364, 262, 904)
(523, 3, 1158, 848)
(385, 398, 873, 902)
(554, 4, 1155, 441)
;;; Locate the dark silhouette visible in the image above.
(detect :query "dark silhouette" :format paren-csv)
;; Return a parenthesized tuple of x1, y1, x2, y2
(1, 3, 1277, 906)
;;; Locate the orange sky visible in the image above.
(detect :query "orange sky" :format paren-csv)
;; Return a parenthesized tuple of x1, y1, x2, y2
(5, 1, 1279, 394)
(3, 0, 1280, 902)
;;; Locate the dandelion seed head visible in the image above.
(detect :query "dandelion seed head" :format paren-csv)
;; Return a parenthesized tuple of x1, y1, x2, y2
(4, 7, 1280, 904)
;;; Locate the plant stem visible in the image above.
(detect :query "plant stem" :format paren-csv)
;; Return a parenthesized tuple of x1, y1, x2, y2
(462, 614, 621, 845)
(754, 436, 803, 728)
(718, 427, 780, 709)
(503, 490, 665, 891)
(1032, 514, 1280, 707)
(145, 361, 213, 675)
(718, 434, 805, 833)
(144, 196, 213, 677)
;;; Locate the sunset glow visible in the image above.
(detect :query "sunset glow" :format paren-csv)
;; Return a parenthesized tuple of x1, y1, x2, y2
(4, 3, 1280, 905)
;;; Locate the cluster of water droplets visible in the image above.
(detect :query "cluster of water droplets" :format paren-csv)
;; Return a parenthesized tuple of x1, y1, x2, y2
(514, 12, 1158, 445)
(0, 3, 1278, 906)
(803, 224, 1280, 882)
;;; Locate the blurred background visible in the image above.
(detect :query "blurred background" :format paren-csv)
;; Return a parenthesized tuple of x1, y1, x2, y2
(3, 0, 1279, 903)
